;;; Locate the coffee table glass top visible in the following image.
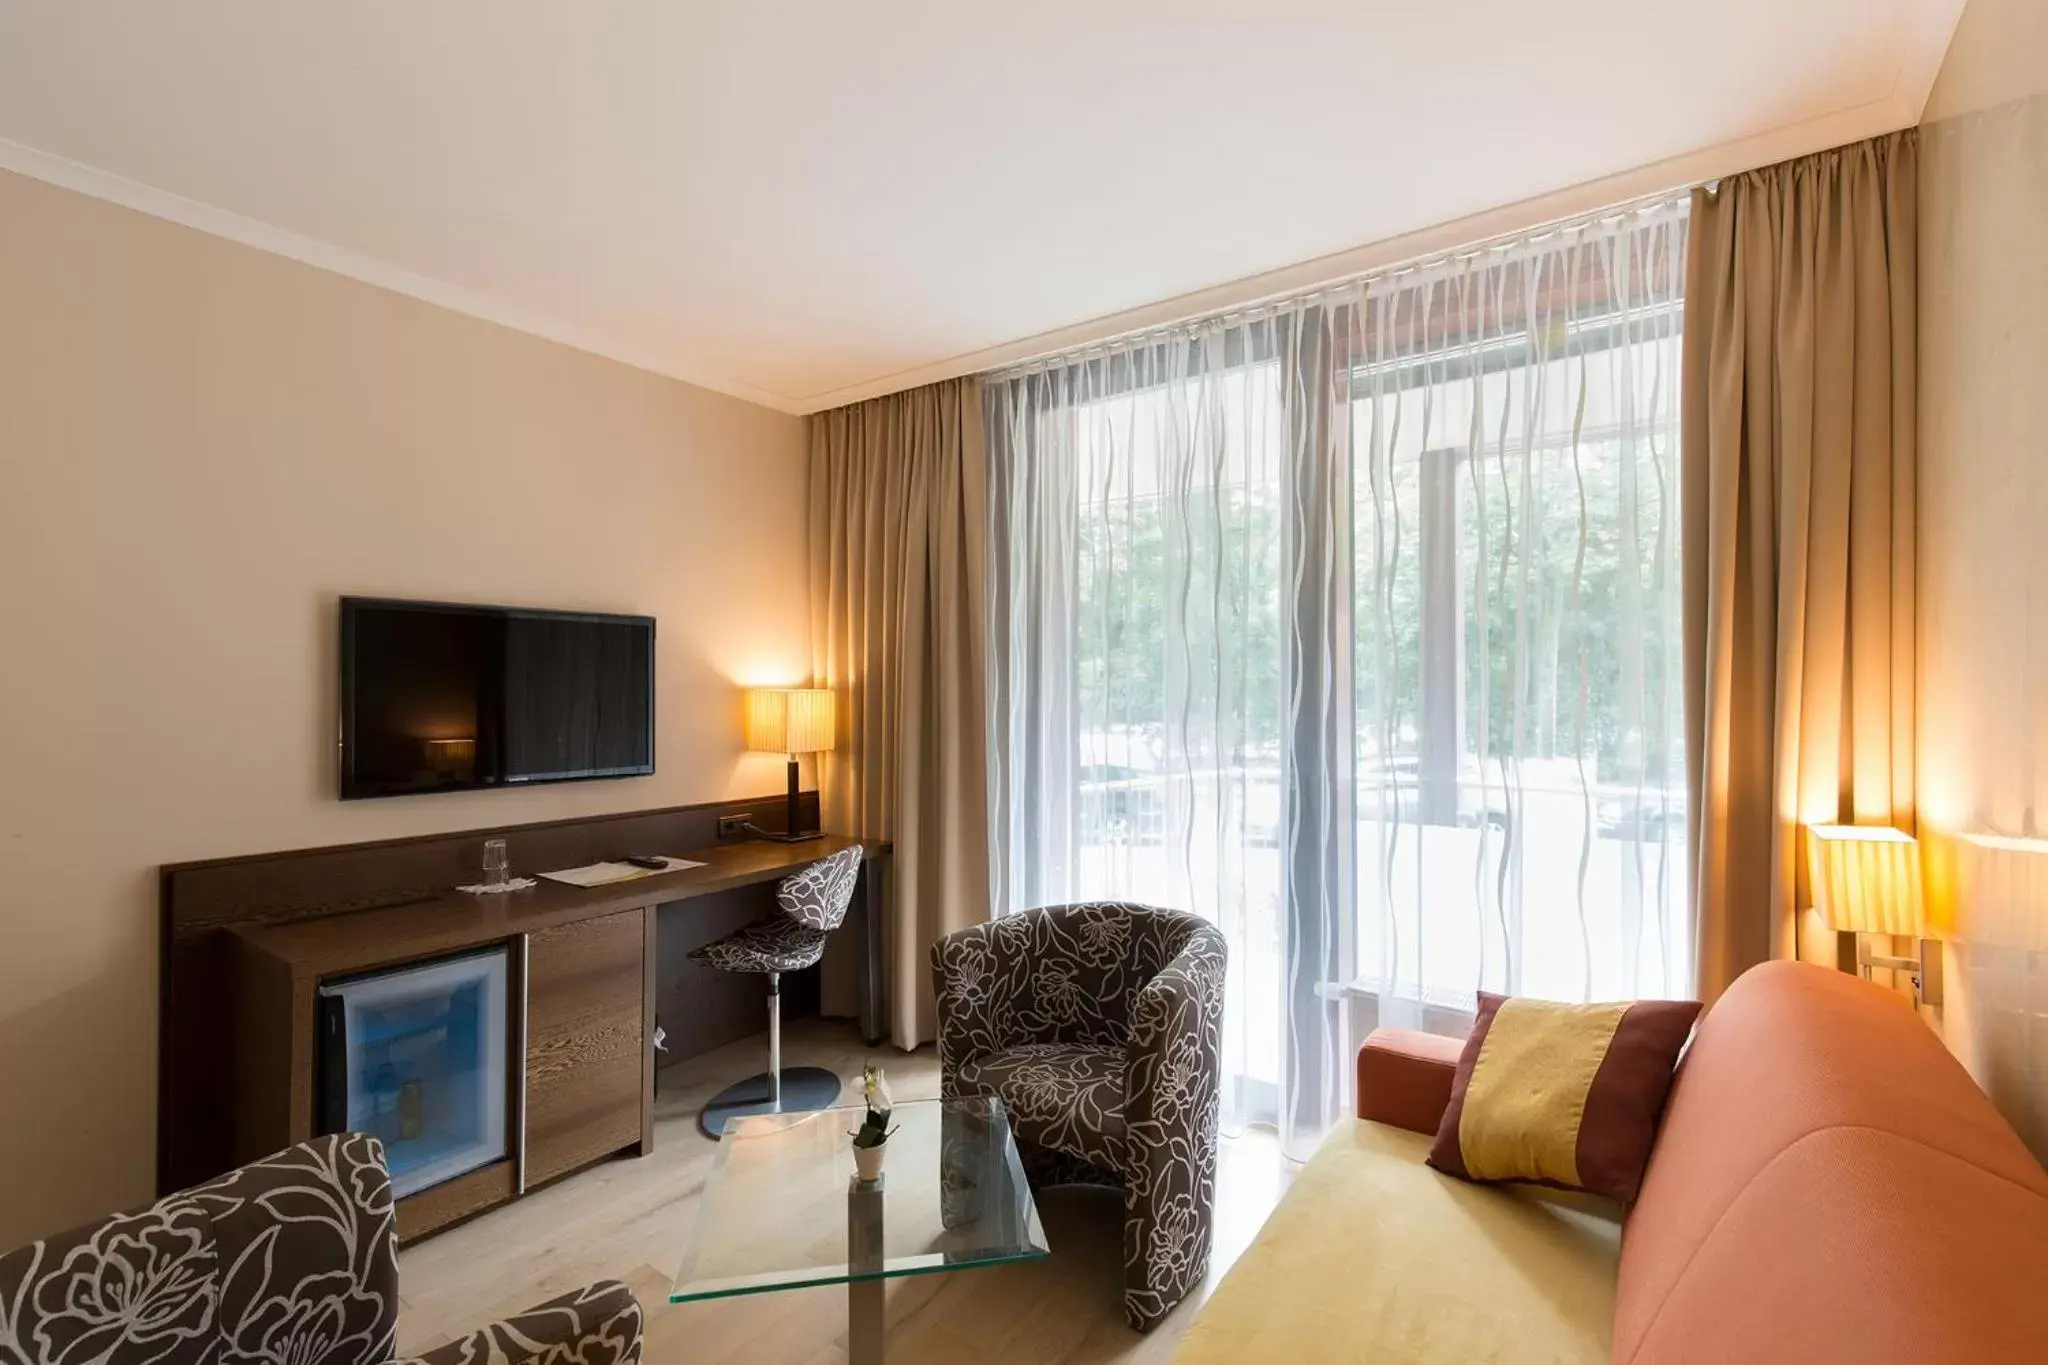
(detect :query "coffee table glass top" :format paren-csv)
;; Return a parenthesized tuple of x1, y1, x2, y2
(671, 1095, 1049, 1302)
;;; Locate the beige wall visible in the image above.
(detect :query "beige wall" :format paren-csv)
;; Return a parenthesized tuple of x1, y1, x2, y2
(0, 168, 810, 1243)
(1918, 0, 2048, 1158)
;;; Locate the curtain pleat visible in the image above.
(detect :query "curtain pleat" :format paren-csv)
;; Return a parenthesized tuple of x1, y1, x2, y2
(1682, 131, 1917, 997)
(808, 378, 992, 1049)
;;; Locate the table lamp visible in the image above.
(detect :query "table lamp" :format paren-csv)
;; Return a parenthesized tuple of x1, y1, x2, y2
(1806, 824, 1942, 1007)
(743, 687, 835, 842)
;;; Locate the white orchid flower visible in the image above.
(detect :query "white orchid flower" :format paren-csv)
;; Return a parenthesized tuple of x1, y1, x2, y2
(850, 1061, 897, 1149)
(861, 1062, 893, 1114)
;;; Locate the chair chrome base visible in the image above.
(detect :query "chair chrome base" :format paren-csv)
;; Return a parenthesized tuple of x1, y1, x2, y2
(698, 1067, 844, 1140)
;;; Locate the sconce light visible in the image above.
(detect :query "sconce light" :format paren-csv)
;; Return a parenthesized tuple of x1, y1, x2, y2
(1806, 824, 1942, 1007)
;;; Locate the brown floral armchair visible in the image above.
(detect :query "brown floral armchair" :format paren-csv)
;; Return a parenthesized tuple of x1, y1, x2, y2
(0, 1133, 641, 1365)
(932, 902, 1227, 1332)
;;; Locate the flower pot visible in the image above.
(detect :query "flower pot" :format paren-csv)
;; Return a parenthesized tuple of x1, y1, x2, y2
(853, 1142, 886, 1184)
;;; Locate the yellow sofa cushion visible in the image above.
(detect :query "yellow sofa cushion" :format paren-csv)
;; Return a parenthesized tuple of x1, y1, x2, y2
(1173, 1118, 1623, 1365)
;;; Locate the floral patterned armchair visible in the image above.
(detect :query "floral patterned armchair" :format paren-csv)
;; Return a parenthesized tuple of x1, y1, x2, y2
(0, 1133, 641, 1365)
(932, 902, 1227, 1332)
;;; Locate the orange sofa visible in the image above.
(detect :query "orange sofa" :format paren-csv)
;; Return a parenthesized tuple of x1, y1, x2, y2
(1173, 961, 2048, 1363)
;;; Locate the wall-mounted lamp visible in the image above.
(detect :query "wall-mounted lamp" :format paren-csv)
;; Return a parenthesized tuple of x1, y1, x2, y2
(1954, 831, 2048, 951)
(742, 687, 836, 842)
(1806, 824, 1942, 1007)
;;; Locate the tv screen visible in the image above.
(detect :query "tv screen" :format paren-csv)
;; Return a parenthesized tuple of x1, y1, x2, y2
(339, 597, 654, 799)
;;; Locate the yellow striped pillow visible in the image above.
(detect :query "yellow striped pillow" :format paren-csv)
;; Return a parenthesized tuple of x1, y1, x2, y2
(1427, 992, 1701, 1203)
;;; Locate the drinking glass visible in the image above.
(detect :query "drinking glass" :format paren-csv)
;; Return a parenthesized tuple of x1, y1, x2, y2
(482, 838, 509, 889)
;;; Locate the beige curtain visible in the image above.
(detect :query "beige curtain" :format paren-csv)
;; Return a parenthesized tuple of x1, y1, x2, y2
(809, 377, 991, 1049)
(1683, 131, 1917, 1000)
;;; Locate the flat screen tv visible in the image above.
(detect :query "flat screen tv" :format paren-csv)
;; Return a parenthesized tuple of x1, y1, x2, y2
(339, 597, 655, 799)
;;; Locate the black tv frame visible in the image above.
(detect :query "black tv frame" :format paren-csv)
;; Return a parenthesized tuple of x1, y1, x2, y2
(338, 596, 656, 800)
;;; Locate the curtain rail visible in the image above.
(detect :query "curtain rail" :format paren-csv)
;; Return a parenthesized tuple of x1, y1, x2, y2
(988, 188, 1695, 383)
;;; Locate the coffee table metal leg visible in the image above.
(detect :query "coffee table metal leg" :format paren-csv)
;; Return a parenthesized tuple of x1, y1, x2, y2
(848, 1179, 886, 1364)
(848, 1277, 885, 1365)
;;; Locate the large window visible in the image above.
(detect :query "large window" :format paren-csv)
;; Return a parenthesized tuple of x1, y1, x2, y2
(986, 197, 1691, 1151)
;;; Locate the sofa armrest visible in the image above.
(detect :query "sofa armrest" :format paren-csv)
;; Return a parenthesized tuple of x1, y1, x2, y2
(399, 1280, 642, 1365)
(1355, 1028, 1465, 1135)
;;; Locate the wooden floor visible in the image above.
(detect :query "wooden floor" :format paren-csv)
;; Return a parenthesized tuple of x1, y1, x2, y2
(396, 1018, 1290, 1365)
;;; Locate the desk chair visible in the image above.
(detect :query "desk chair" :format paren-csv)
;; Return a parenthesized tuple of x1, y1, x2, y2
(690, 844, 864, 1138)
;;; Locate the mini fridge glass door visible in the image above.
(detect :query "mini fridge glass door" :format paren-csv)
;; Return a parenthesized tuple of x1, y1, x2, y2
(318, 946, 510, 1198)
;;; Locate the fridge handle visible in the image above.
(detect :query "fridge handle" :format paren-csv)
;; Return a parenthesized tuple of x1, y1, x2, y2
(316, 991, 350, 1136)
(516, 932, 531, 1195)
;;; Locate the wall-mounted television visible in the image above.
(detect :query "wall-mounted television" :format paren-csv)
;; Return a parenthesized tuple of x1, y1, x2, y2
(339, 597, 655, 799)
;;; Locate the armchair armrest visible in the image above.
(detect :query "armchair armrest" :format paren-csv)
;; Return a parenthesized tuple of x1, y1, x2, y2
(1122, 922, 1227, 1329)
(1126, 926, 1229, 1129)
(399, 1280, 642, 1365)
(1355, 1028, 1465, 1135)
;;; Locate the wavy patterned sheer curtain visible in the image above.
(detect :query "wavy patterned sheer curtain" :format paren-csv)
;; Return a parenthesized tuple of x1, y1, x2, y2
(985, 196, 1692, 1156)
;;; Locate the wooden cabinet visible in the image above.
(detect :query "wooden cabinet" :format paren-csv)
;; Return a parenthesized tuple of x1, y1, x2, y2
(521, 908, 650, 1190)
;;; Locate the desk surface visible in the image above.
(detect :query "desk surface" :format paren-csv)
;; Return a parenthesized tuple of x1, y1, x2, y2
(237, 834, 885, 980)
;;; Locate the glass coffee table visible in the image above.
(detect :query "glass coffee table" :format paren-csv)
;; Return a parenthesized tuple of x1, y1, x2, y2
(673, 1095, 1049, 1364)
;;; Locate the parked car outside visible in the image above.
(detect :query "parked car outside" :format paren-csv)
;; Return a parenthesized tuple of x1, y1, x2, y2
(1596, 792, 1687, 840)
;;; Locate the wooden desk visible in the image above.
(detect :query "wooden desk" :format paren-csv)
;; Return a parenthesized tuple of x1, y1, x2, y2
(159, 794, 888, 1240)
(227, 834, 886, 1240)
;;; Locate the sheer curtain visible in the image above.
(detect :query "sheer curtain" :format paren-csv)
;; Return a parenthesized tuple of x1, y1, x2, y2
(986, 196, 1691, 1157)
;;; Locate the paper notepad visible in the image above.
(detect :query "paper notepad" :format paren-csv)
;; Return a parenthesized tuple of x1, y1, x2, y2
(539, 856, 704, 888)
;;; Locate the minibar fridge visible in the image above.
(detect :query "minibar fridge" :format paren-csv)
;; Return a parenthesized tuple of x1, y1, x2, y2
(317, 945, 511, 1198)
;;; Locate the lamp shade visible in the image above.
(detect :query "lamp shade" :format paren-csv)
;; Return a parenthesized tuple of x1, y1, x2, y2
(1806, 825, 1925, 936)
(743, 687, 836, 756)
(1954, 832, 2048, 952)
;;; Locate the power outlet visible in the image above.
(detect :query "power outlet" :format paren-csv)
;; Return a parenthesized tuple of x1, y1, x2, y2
(716, 814, 753, 840)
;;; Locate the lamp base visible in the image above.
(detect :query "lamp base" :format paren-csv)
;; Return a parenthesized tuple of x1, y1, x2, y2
(743, 823, 826, 844)
(756, 754, 822, 843)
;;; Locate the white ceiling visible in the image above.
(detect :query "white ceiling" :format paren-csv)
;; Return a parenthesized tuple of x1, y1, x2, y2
(0, 2, 1965, 414)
